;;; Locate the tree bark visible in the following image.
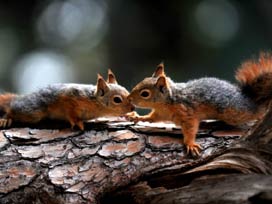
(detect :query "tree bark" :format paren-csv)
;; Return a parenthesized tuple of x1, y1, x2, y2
(0, 109, 271, 204)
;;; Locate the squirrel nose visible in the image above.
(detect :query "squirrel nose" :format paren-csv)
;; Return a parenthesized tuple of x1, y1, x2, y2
(130, 105, 135, 111)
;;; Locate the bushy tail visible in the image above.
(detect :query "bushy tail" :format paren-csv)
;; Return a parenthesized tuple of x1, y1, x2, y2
(0, 93, 16, 117)
(236, 52, 272, 104)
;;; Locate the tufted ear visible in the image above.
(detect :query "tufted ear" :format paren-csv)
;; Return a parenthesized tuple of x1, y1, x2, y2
(107, 69, 118, 84)
(155, 75, 168, 93)
(152, 62, 165, 77)
(96, 74, 109, 96)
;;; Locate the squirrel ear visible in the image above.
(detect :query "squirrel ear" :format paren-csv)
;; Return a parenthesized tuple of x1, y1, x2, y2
(97, 74, 109, 96)
(107, 69, 118, 84)
(155, 75, 168, 93)
(152, 62, 165, 77)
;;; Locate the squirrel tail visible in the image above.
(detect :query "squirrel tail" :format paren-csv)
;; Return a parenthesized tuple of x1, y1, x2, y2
(236, 52, 272, 104)
(0, 93, 16, 117)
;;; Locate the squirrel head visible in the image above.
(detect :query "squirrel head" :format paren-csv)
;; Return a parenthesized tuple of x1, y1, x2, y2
(128, 63, 172, 108)
(95, 70, 135, 115)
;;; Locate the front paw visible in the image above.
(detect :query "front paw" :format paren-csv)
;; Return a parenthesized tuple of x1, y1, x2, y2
(185, 142, 202, 156)
(0, 119, 12, 128)
(125, 111, 141, 123)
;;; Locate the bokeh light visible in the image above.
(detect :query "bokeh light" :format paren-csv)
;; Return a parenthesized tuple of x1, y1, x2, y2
(0, 1, 270, 93)
(36, 0, 108, 50)
(12, 51, 75, 94)
(193, 0, 240, 47)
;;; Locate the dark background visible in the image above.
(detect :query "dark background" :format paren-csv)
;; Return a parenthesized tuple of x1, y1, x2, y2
(0, 0, 271, 93)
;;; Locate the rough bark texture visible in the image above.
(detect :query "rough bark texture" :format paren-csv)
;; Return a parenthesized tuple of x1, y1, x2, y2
(0, 110, 271, 204)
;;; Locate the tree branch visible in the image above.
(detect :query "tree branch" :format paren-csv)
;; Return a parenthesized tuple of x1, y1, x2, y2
(0, 115, 270, 204)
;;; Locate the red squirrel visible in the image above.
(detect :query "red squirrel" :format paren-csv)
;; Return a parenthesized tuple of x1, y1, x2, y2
(127, 53, 272, 155)
(0, 70, 134, 130)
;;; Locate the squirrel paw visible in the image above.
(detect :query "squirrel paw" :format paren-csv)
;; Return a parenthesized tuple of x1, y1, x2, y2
(0, 119, 12, 128)
(126, 111, 154, 123)
(185, 142, 202, 156)
(125, 111, 141, 123)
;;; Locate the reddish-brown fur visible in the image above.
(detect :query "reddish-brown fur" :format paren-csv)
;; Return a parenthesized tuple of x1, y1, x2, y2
(0, 94, 17, 114)
(130, 102, 265, 155)
(46, 95, 122, 130)
(235, 53, 272, 104)
(128, 54, 272, 155)
(236, 53, 272, 84)
(0, 70, 134, 130)
(45, 96, 95, 130)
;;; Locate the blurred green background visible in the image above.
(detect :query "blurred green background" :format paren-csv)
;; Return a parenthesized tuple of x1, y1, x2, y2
(0, 0, 271, 93)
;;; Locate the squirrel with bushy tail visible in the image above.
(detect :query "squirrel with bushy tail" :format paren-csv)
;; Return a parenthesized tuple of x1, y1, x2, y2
(128, 53, 272, 155)
(0, 70, 134, 130)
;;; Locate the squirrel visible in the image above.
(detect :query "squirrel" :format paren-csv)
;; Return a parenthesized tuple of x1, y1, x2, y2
(127, 53, 272, 155)
(0, 69, 134, 130)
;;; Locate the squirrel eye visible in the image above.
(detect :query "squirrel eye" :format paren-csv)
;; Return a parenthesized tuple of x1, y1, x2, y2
(113, 95, 123, 104)
(140, 89, 151, 99)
